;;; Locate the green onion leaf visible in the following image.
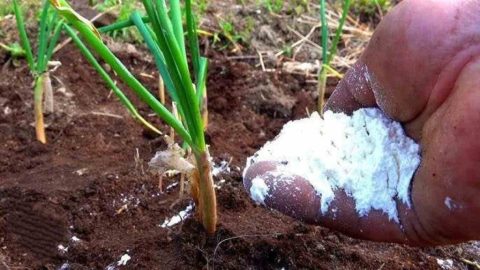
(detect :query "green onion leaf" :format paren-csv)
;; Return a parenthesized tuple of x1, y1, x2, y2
(12, 0, 35, 70)
(64, 23, 162, 135)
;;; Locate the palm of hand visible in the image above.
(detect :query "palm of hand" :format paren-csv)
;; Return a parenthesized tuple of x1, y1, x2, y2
(244, 0, 480, 246)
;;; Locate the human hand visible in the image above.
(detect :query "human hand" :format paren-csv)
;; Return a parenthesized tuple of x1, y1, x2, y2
(243, 0, 480, 246)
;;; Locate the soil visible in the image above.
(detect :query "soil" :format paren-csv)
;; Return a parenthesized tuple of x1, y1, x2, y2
(1, 4, 479, 270)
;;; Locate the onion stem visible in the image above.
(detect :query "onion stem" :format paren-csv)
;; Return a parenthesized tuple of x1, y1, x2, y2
(318, 0, 351, 113)
(51, 0, 217, 233)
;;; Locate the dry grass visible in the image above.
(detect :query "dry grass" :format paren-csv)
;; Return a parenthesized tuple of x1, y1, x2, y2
(285, 1, 375, 76)
(215, 0, 381, 81)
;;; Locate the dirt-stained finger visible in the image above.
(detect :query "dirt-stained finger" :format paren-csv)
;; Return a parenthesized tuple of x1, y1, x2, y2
(243, 161, 322, 223)
(243, 161, 417, 245)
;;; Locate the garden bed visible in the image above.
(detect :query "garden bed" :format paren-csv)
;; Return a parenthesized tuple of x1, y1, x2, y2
(1, 43, 479, 269)
(1, 0, 480, 268)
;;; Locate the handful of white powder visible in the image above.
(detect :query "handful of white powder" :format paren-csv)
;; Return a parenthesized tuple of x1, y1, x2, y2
(244, 108, 421, 222)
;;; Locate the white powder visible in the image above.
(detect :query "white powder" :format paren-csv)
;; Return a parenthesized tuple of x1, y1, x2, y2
(436, 258, 454, 270)
(160, 204, 194, 228)
(117, 254, 131, 266)
(57, 244, 68, 253)
(250, 177, 270, 205)
(245, 108, 421, 222)
(212, 160, 231, 176)
(444, 197, 454, 210)
(444, 197, 462, 210)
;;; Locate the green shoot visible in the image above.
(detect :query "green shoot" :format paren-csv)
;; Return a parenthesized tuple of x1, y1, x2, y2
(97, 16, 150, 33)
(352, 0, 391, 18)
(51, 0, 217, 233)
(0, 42, 26, 58)
(318, 0, 351, 113)
(95, 0, 142, 42)
(169, 0, 186, 61)
(262, 0, 283, 14)
(63, 23, 162, 135)
(13, 0, 63, 143)
(13, 0, 35, 70)
(217, 20, 243, 52)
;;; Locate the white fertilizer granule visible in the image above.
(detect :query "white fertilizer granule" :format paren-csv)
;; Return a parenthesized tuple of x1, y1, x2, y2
(117, 254, 131, 266)
(245, 108, 421, 222)
(160, 204, 194, 228)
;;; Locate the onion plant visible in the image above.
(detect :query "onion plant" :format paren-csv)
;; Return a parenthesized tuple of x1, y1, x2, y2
(50, 0, 216, 233)
(13, 0, 63, 143)
(318, 0, 351, 113)
(96, 0, 143, 42)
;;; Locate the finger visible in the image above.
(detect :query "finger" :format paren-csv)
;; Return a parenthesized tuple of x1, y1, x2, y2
(408, 55, 480, 243)
(324, 61, 376, 114)
(243, 161, 414, 244)
(327, 0, 480, 139)
(243, 161, 322, 223)
(363, 0, 463, 122)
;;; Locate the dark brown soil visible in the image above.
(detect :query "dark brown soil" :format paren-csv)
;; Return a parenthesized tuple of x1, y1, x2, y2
(1, 44, 478, 270)
(1, 15, 479, 270)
